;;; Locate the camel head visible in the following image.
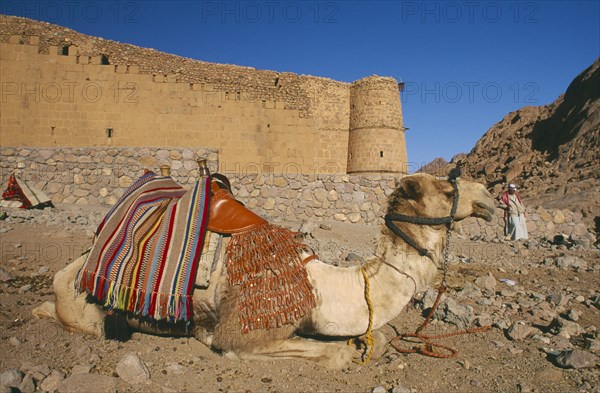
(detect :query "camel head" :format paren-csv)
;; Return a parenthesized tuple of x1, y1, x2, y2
(387, 173, 495, 223)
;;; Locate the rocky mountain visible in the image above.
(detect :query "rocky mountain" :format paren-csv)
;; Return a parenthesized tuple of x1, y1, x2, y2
(421, 58, 600, 229)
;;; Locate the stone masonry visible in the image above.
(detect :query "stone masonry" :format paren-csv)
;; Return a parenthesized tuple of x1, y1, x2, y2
(0, 15, 407, 175)
(0, 147, 595, 244)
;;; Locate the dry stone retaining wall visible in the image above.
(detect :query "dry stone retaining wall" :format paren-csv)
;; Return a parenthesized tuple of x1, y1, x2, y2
(0, 147, 595, 243)
(0, 147, 218, 206)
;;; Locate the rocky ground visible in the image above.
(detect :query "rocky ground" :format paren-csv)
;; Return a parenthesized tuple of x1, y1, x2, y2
(0, 205, 598, 393)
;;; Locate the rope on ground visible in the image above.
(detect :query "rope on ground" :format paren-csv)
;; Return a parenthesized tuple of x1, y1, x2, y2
(348, 266, 375, 365)
(390, 286, 492, 359)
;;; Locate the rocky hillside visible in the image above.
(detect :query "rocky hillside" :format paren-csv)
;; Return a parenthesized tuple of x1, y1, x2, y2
(422, 58, 600, 229)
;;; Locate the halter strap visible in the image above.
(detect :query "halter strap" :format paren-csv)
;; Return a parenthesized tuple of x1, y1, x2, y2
(384, 178, 459, 258)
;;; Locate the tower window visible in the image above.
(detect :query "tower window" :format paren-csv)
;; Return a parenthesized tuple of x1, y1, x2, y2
(380, 151, 384, 158)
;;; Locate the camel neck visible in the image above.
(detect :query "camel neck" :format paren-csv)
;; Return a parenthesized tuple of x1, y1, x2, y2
(371, 225, 446, 293)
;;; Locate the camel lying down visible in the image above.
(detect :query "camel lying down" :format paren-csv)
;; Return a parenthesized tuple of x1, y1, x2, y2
(33, 174, 495, 369)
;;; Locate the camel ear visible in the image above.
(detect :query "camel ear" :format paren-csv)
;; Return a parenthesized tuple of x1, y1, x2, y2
(399, 178, 422, 200)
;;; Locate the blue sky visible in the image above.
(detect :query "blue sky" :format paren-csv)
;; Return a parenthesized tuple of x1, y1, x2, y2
(3, 0, 599, 170)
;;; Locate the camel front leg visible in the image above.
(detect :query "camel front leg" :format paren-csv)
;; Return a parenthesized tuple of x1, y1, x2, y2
(33, 255, 105, 336)
(236, 336, 356, 370)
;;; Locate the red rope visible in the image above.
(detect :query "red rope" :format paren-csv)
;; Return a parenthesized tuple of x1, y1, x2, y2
(391, 286, 491, 358)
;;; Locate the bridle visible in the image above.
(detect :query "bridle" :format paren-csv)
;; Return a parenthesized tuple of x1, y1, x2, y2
(383, 174, 460, 286)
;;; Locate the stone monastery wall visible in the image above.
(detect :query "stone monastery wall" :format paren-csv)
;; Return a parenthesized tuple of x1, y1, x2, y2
(1, 146, 596, 246)
(0, 15, 406, 174)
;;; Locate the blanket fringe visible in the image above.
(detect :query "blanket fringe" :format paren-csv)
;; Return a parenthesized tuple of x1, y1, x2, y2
(225, 223, 316, 333)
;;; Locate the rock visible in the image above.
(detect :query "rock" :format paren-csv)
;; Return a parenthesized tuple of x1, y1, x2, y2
(319, 223, 332, 231)
(37, 266, 50, 275)
(345, 253, 363, 262)
(8, 337, 21, 347)
(299, 221, 319, 237)
(347, 212, 362, 223)
(549, 317, 584, 338)
(71, 364, 93, 375)
(434, 298, 474, 329)
(475, 273, 497, 292)
(547, 293, 568, 307)
(115, 352, 150, 384)
(0, 369, 23, 388)
(58, 373, 118, 393)
(28, 365, 51, 380)
(566, 308, 581, 322)
(333, 213, 347, 221)
(165, 364, 187, 375)
(459, 282, 482, 299)
(554, 349, 598, 369)
(0, 267, 15, 282)
(40, 370, 65, 392)
(76, 346, 92, 360)
(18, 373, 36, 393)
(506, 323, 536, 340)
(584, 338, 600, 351)
(372, 386, 386, 393)
(419, 288, 447, 310)
(554, 255, 587, 270)
(391, 386, 411, 393)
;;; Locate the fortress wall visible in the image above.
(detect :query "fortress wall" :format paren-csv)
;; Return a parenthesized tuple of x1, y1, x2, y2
(0, 37, 354, 174)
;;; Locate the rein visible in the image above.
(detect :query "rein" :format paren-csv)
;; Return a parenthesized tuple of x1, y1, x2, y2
(385, 173, 491, 358)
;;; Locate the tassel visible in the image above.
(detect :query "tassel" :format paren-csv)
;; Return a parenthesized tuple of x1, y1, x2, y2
(226, 223, 317, 333)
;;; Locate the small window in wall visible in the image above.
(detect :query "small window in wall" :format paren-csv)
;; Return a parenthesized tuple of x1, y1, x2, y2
(380, 151, 384, 158)
(100, 54, 110, 65)
(61, 46, 69, 56)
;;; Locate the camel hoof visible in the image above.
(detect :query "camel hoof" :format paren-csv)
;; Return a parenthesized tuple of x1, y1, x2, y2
(224, 351, 240, 360)
(371, 330, 388, 360)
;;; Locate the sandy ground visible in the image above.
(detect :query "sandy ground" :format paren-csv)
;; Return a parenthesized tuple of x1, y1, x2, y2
(0, 208, 598, 393)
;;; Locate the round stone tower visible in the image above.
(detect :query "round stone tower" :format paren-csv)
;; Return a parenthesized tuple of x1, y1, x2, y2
(347, 76, 407, 173)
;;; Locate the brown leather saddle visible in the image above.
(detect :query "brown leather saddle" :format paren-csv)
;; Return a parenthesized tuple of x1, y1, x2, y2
(207, 174, 266, 234)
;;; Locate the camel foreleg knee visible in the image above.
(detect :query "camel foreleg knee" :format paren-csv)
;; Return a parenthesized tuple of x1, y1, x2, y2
(32, 301, 58, 321)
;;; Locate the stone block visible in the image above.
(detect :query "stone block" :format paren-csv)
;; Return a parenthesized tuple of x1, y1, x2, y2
(57, 55, 76, 65)
(28, 36, 40, 45)
(153, 74, 165, 83)
(78, 56, 89, 65)
(128, 64, 140, 74)
(115, 64, 127, 74)
(68, 45, 78, 56)
(9, 35, 22, 44)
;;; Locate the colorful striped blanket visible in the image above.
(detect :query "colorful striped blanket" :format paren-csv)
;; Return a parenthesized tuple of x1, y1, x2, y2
(76, 171, 211, 322)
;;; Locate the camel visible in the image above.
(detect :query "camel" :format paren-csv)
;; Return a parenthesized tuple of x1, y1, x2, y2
(33, 173, 495, 369)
